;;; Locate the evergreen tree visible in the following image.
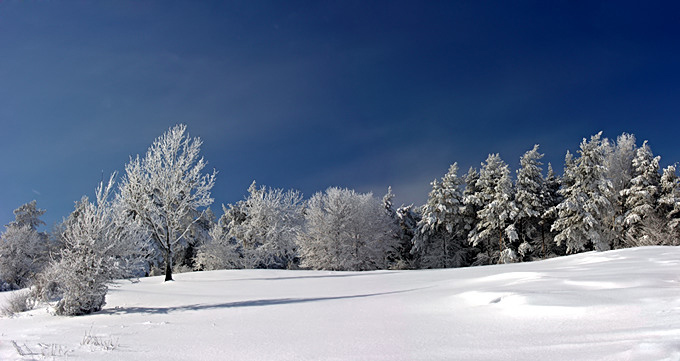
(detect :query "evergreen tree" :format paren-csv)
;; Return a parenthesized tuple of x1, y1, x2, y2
(395, 204, 420, 268)
(462, 167, 482, 261)
(539, 163, 562, 257)
(552, 132, 614, 253)
(620, 141, 661, 246)
(657, 165, 680, 243)
(413, 163, 469, 268)
(7, 200, 46, 231)
(0, 201, 50, 290)
(468, 154, 518, 264)
(514, 145, 546, 260)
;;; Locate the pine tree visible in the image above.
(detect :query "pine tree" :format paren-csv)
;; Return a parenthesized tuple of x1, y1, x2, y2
(539, 163, 562, 257)
(462, 167, 481, 260)
(657, 165, 680, 243)
(413, 163, 469, 268)
(514, 145, 546, 260)
(7, 200, 46, 231)
(552, 132, 614, 253)
(0, 201, 50, 290)
(395, 204, 420, 268)
(620, 141, 661, 246)
(468, 154, 518, 264)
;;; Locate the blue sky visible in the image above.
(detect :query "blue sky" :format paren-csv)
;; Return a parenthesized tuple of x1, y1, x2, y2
(1, 1, 679, 229)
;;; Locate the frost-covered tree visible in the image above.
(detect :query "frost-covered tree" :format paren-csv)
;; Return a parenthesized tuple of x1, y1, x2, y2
(175, 207, 216, 272)
(0, 225, 46, 290)
(514, 145, 546, 260)
(194, 204, 243, 271)
(552, 132, 614, 253)
(413, 163, 470, 268)
(539, 163, 562, 257)
(468, 154, 518, 264)
(0, 201, 50, 290)
(394, 204, 420, 268)
(620, 141, 661, 246)
(227, 181, 304, 269)
(461, 167, 482, 258)
(297, 187, 398, 271)
(48, 175, 149, 315)
(656, 165, 680, 244)
(603, 133, 637, 247)
(382, 187, 417, 268)
(7, 200, 46, 231)
(118, 124, 216, 281)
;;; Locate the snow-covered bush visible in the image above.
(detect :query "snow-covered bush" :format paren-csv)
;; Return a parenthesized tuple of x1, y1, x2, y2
(47, 175, 149, 316)
(297, 187, 399, 271)
(1, 289, 34, 317)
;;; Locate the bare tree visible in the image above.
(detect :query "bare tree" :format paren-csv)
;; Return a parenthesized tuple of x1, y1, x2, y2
(118, 124, 216, 281)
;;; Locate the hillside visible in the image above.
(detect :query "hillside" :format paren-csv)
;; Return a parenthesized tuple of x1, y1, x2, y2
(1, 246, 679, 360)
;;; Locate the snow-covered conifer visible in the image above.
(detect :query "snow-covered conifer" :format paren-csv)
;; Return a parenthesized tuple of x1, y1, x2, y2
(413, 163, 470, 268)
(539, 163, 562, 257)
(0, 201, 50, 290)
(468, 154, 518, 264)
(0, 225, 46, 290)
(552, 132, 614, 253)
(7, 200, 46, 231)
(297, 187, 398, 271)
(657, 165, 680, 243)
(462, 167, 481, 252)
(620, 141, 661, 246)
(118, 124, 216, 281)
(394, 204, 420, 268)
(514, 145, 546, 260)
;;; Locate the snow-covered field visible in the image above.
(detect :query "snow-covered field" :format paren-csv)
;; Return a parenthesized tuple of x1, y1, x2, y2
(1, 246, 680, 361)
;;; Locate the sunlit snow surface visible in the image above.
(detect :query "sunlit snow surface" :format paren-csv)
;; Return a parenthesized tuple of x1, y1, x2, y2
(2, 246, 680, 360)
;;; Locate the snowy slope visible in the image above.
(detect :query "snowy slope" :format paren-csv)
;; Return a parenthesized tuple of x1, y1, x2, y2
(1, 246, 680, 361)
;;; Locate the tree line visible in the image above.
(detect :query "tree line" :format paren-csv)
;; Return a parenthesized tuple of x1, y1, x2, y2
(1, 126, 679, 316)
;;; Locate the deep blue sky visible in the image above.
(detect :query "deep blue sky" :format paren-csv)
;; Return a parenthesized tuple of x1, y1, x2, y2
(1, 1, 679, 230)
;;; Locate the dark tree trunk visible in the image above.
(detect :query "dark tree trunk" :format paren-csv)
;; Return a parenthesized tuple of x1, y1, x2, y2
(164, 240, 173, 282)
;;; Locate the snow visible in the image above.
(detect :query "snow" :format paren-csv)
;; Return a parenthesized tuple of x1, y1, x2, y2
(2, 246, 680, 360)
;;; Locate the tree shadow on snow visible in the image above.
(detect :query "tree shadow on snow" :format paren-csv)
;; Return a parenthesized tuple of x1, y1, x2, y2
(100, 288, 420, 316)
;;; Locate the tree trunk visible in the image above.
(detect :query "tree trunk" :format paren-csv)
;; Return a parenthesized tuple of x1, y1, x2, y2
(164, 244, 173, 282)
